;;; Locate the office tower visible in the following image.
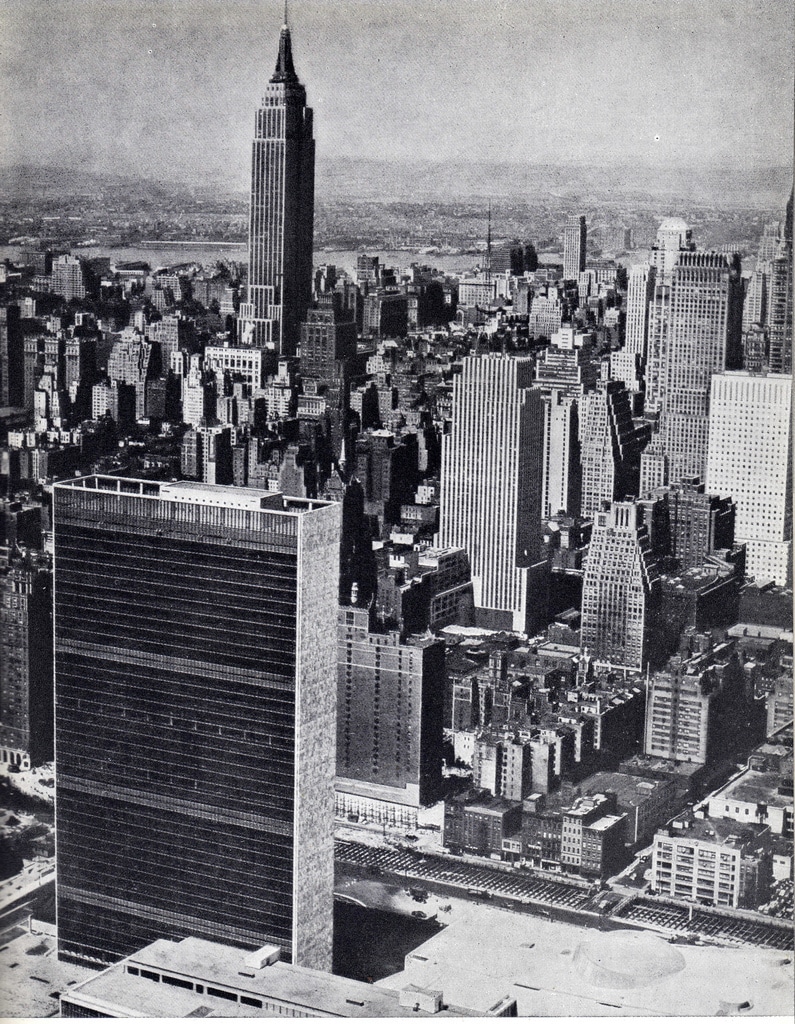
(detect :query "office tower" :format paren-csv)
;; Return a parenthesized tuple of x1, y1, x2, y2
(650, 476, 735, 570)
(648, 217, 692, 284)
(540, 391, 581, 518)
(335, 606, 444, 830)
(180, 424, 234, 485)
(0, 305, 23, 408)
(299, 293, 357, 381)
(533, 327, 596, 518)
(767, 255, 792, 374)
(644, 633, 751, 764)
(0, 552, 53, 771)
(619, 262, 656, 389)
(644, 282, 671, 410)
(658, 252, 743, 482)
(706, 371, 792, 586)
(580, 500, 660, 670)
(578, 380, 641, 519)
(439, 353, 546, 635)
(204, 346, 265, 390)
(742, 261, 768, 333)
(53, 477, 340, 969)
(563, 215, 586, 281)
(742, 325, 768, 373)
(238, 20, 315, 355)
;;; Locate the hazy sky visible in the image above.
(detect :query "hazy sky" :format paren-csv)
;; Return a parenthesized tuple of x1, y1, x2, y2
(2, 0, 793, 186)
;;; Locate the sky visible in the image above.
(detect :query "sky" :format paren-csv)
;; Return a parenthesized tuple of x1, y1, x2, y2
(1, 0, 793, 187)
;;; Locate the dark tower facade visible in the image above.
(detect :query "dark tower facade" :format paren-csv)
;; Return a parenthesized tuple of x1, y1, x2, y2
(239, 20, 315, 356)
(53, 477, 339, 970)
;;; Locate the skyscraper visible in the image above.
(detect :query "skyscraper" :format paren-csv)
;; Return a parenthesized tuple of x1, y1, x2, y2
(439, 353, 546, 635)
(238, 18, 315, 355)
(615, 262, 656, 392)
(579, 379, 641, 519)
(658, 252, 743, 482)
(53, 477, 339, 970)
(706, 371, 792, 586)
(580, 500, 660, 670)
(563, 215, 586, 281)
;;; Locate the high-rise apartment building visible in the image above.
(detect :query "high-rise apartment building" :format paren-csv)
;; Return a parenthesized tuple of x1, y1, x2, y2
(563, 215, 586, 281)
(439, 353, 546, 635)
(706, 371, 792, 586)
(238, 20, 314, 354)
(0, 553, 53, 771)
(0, 305, 23, 408)
(644, 634, 752, 765)
(51, 254, 87, 301)
(658, 252, 743, 482)
(580, 500, 660, 670)
(53, 477, 340, 970)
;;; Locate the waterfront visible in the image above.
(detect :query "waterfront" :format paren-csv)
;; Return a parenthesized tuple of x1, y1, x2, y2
(1, 243, 479, 277)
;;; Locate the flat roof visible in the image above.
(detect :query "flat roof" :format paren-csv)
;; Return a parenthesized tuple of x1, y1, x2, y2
(580, 772, 673, 807)
(709, 768, 793, 809)
(53, 475, 335, 514)
(64, 937, 482, 1018)
(377, 903, 793, 1016)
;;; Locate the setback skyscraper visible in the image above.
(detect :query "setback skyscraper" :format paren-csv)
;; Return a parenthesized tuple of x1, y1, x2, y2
(53, 477, 339, 970)
(439, 353, 546, 635)
(238, 20, 315, 355)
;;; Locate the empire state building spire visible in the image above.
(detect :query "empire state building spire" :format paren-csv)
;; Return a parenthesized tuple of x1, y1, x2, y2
(271, 23, 298, 83)
(239, 16, 315, 356)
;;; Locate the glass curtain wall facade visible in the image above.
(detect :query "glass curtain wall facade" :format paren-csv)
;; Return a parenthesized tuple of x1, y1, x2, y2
(53, 478, 339, 971)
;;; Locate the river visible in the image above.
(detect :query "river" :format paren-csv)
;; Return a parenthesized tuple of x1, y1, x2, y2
(1, 242, 480, 277)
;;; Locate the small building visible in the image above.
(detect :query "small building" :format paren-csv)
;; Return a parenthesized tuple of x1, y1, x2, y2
(651, 812, 774, 909)
(579, 771, 677, 846)
(443, 791, 523, 858)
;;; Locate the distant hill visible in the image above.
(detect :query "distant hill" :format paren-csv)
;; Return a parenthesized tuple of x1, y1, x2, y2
(1, 159, 790, 209)
(314, 158, 793, 207)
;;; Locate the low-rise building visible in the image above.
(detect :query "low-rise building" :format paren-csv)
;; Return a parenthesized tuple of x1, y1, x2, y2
(443, 791, 523, 858)
(60, 936, 515, 1017)
(651, 812, 774, 909)
(579, 771, 677, 846)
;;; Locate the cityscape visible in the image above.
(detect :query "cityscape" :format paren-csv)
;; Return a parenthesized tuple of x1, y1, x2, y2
(0, 0, 793, 1018)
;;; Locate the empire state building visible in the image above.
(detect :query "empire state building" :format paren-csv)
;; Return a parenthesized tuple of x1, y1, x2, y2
(239, 19, 315, 355)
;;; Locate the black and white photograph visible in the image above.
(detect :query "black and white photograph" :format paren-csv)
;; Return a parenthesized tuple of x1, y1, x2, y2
(0, 0, 792, 1017)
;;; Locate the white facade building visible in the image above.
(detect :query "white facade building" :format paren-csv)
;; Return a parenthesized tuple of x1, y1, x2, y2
(706, 371, 792, 585)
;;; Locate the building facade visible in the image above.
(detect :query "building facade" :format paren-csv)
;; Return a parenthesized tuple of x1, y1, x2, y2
(238, 21, 315, 354)
(580, 501, 660, 670)
(706, 371, 792, 586)
(53, 477, 339, 970)
(335, 607, 445, 829)
(439, 354, 546, 635)
(563, 215, 587, 281)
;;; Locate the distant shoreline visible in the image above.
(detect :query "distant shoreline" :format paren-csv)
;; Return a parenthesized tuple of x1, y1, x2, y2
(137, 240, 246, 247)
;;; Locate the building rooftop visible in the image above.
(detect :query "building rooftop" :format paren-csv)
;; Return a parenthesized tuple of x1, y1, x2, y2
(63, 937, 492, 1018)
(54, 475, 334, 514)
(378, 903, 793, 1016)
(708, 768, 793, 810)
(586, 814, 625, 833)
(580, 771, 673, 808)
(662, 812, 771, 849)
